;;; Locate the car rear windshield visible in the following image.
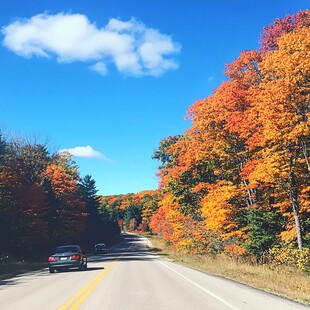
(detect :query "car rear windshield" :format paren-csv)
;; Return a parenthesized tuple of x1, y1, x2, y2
(53, 246, 79, 254)
(95, 244, 105, 248)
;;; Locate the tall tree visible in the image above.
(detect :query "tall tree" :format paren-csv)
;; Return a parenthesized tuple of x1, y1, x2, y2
(245, 26, 310, 249)
(44, 158, 86, 245)
(78, 175, 100, 215)
(0, 137, 50, 254)
(78, 175, 108, 247)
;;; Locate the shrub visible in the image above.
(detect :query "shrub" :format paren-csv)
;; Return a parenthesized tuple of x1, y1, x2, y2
(268, 246, 310, 273)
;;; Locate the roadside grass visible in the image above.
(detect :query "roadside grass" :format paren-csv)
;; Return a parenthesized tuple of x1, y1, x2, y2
(149, 237, 310, 306)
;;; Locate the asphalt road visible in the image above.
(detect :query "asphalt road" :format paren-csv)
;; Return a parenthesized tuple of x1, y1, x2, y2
(0, 233, 308, 310)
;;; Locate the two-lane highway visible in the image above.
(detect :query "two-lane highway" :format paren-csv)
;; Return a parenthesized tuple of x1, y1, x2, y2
(0, 233, 308, 310)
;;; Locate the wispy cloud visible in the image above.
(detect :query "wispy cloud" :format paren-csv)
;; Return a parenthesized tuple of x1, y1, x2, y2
(60, 145, 112, 161)
(2, 13, 181, 77)
(90, 61, 108, 76)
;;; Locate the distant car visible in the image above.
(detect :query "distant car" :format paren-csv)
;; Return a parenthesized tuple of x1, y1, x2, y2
(48, 245, 87, 273)
(94, 243, 107, 254)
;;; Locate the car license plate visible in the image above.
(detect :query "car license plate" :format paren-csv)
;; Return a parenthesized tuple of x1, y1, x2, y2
(60, 257, 67, 260)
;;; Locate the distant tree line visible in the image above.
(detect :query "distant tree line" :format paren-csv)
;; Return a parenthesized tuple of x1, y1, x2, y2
(99, 190, 161, 233)
(0, 133, 120, 257)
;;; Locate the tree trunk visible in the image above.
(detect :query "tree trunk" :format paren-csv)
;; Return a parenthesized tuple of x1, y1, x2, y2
(239, 161, 257, 207)
(243, 180, 257, 207)
(301, 140, 310, 172)
(288, 170, 303, 250)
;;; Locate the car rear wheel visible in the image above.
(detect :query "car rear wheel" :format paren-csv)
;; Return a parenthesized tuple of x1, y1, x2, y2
(49, 268, 55, 274)
(79, 261, 87, 271)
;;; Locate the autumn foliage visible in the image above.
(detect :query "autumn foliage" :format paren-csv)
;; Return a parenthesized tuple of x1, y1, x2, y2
(0, 136, 119, 256)
(149, 10, 310, 267)
(99, 190, 161, 232)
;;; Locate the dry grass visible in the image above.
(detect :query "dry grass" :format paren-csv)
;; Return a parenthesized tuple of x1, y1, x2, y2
(150, 237, 310, 306)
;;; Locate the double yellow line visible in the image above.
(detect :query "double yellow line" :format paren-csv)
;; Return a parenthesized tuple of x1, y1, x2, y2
(58, 261, 117, 310)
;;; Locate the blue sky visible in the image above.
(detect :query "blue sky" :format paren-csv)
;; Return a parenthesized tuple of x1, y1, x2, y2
(0, 1, 309, 195)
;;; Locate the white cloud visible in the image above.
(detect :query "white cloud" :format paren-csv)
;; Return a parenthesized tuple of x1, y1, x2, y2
(138, 29, 179, 76)
(2, 13, 181, 76)
(60, 145, 111, 161)
(90, 61, 108, 75)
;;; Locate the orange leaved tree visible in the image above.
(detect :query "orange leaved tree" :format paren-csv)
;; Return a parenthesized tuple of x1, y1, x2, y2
(244, 25, 310, 249)
(44, 154, 86, 244)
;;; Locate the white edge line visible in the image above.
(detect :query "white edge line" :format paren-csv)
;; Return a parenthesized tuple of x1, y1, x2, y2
(157, 260, 238, 310)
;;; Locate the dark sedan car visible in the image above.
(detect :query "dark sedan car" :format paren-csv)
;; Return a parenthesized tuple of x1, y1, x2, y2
(94, 243, 107, 254)
(48, 245, 87, 273)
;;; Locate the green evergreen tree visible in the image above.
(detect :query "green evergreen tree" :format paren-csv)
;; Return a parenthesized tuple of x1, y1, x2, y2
(124, 205, 141, 230)
(245, 209, 284, 260)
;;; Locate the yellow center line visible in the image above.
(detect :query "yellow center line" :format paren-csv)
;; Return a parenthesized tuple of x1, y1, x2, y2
(58, 240, 134, 310)
(58, 261, 117, 310)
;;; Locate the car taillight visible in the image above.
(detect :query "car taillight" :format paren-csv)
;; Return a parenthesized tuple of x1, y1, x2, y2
(71, 254, 81, 260)
(48, 256, 56, 262)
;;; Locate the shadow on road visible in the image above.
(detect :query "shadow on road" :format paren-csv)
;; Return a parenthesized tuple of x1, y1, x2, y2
(51, 266, 104, 273)
(87, 233, 167, 264)
(0, 233, 163, 287)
